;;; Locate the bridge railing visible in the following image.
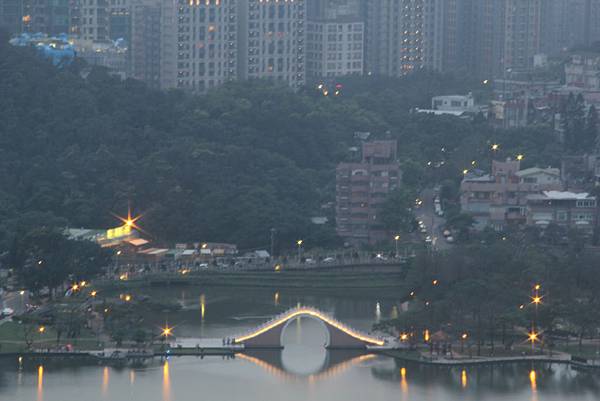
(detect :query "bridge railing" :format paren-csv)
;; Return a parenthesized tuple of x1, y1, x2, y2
(233, 306, 385, 345)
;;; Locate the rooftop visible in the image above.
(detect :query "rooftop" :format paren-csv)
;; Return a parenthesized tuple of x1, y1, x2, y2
(528, 191, 593, 201)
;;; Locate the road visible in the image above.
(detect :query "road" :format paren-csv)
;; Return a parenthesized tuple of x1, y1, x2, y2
(416, 188, 452, 251)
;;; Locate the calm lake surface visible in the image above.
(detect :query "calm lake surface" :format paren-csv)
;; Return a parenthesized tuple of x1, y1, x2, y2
(0, 286, 598, 401)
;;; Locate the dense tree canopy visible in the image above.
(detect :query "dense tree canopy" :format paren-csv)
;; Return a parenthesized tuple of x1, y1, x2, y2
(0, 40, 571, 252)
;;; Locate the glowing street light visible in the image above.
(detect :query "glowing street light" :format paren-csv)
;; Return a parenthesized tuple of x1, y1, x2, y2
(432, 279, 439, 286)
(90, 290, 98, 298)
(161, 325, 173, 338)
(516, 154, 525, 161)
(491, 143, 500, 151)
(528, 330, 539, 345)
(296, 239, 303, 259)
(38, 326, 46, 334)
(400, 333, 409, 342)
(394, 235, 401, 256)
(461, 332, 468, 352)
(531, 295, 543, 306)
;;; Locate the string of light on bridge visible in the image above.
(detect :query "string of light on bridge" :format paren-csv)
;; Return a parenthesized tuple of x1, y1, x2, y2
(234, 307, 385, 346)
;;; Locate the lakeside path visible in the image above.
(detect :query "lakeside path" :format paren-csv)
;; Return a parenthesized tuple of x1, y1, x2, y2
(2, 344, 600, 371)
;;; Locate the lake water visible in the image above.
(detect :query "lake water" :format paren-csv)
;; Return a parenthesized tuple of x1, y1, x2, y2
(0, 286, 598, 401)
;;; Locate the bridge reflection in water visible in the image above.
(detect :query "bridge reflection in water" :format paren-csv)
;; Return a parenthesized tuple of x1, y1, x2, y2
(237, 350, 377, 381)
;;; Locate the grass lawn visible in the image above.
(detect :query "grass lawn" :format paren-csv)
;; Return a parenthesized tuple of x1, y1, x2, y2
(0, 321, 102, 353)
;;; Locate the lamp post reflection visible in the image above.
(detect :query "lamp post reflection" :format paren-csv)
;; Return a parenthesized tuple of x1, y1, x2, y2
(163, 361, 171, 401)
(37, 365, 44, 401)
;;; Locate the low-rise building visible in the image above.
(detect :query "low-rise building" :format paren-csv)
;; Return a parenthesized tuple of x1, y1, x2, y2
(526, 191, 598, 234)
(336, 140, 402, 244)
(565, 54, 600, 92)
(460, 159, 562, 230)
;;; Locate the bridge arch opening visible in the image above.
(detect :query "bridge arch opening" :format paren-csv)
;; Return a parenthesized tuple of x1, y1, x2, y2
(280, 316, 329, 375)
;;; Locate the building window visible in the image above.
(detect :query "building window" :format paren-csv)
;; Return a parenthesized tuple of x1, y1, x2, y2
(576, 199, 596, 208)
(556, 211, 568, 221)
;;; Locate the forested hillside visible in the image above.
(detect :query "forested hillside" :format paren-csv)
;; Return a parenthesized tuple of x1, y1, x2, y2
(0, 38, 574, 250)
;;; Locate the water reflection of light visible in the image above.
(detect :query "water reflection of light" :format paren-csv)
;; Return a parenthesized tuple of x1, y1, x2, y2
(237, 353, 376, 382)
(375, 302, 381, 321)
(200, 294, 206, 321)
(129, 370, 136, 385)
(461, 369, 468, 389)
(400, 367, 408, 395)
(102, 366, 109, 395)
(390, 305, 399, 319)
(37, 365, 43, 401)
(163, 361, 171, 401)
(274, 291, 280, 305)
(530, 369, 537, 391)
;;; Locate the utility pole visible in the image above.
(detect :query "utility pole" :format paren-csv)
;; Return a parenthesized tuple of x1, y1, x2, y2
(270, 228, 276, 257)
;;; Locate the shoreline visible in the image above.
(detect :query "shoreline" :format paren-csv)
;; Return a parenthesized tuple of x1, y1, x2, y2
(2, 347, 600, 371)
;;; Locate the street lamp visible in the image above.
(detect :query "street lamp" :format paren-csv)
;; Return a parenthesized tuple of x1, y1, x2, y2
(461, 332, 468, 353)
(394, 235, 400, 257)
(516, 154, 525, 161)
(296, 240, 303, 259)
(491, 143, 500, 152)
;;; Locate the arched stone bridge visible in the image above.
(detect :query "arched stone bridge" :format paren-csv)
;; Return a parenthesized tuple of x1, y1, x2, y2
(234, 306, 387, 349)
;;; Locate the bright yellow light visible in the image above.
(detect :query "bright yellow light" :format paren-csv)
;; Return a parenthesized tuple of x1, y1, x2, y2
(121, 294, 132, 302)
(471, 160, 476, 166)
(297, 239, 303, 246)
(394, 235, 400, 241)
(424, 329, 430, 342)
(19, 290, 25, 295)
(400, 333, 408, 341)
(461, 369, 468, 388)
(38, 326, 45, 333)
(161, 326, 173, 337)
(274, 264, 281, 272)
(530, 370, 537, 391)
(516, 154, 525, 161)
(432, 279, 438, 286)
(80, 281, 87, 287)
(534, 284, 541, 291)
(201, 243, 208, 249)
(235, 307, 385, 346)
(71, 284, 79, 291)
(531, 295, 543, 305)
(119, 274, 128, 281)
(91, 291, 98, 297)
(116, 250, 122, 256)
(491, 143, 500, 151)
(528, 330, 539, 344)
(461, 333, 468, 340)
(463, 169, 469, 175)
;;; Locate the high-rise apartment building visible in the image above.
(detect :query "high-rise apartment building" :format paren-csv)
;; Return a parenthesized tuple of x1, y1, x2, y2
(365, 0, 424, 76)
(306, 19, 364, 78)
(307, 0, 362, 20)
(237, 0, 306, 88)
(0, 0, 23, 35)
(21, 0, 70, 35)
(502, 0, 542, 73)
(70, 0, 110, 41)
(541, 0, 600, 55)
(364, 0, 458, 76)
(160, 0, 237, 92)
(130, 0, 161, 87)
(336, 140, 402, 244)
